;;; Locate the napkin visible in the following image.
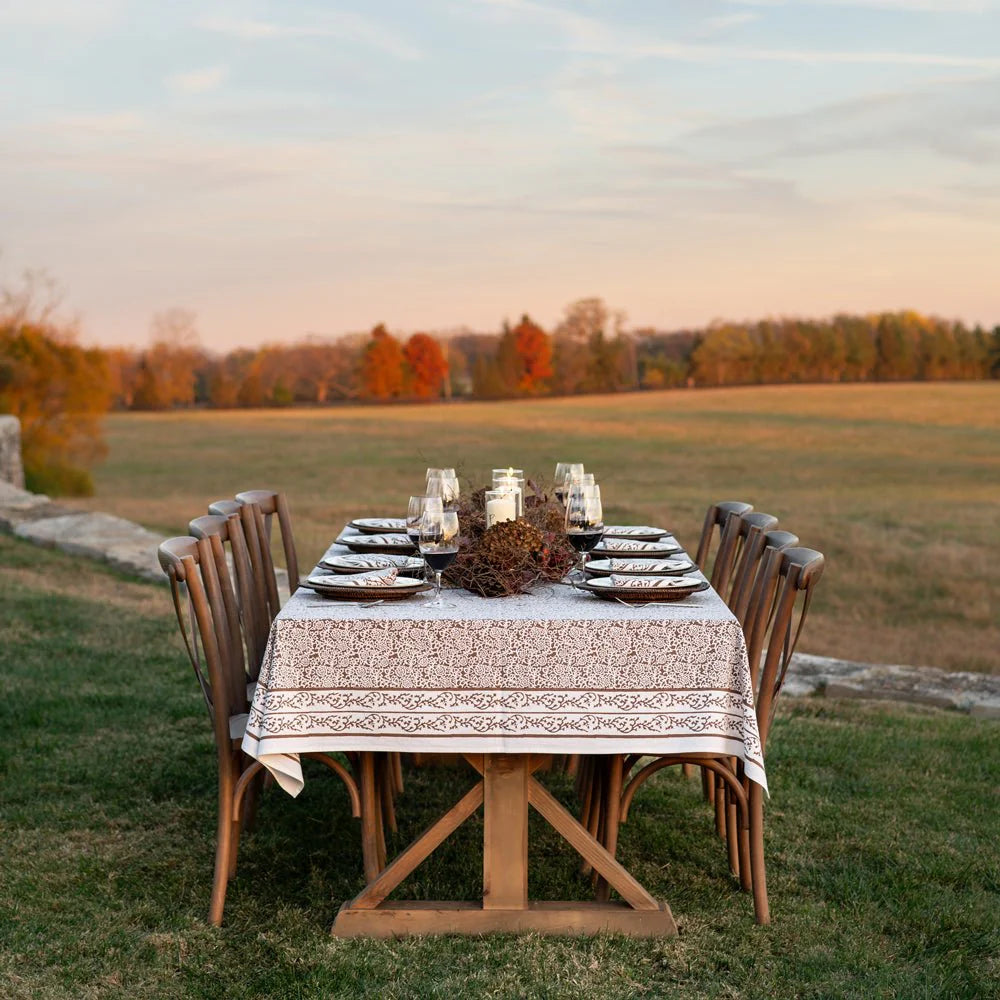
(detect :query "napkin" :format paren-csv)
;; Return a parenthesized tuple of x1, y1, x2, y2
(354, 517, 406, 531)
(603, 525, 667, 537)
(330, 569, 399, 587)
(599, 539, 674, 552)
(343, 533, 412, 546)
(609, 575, 693, 589)
(309, 568, 399, 587)
(607, 558, 690, 573)
(335, 554, 413, 569)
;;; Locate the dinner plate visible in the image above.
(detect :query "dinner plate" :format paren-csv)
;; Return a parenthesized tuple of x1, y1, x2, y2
(304, 574, 431, 601)
(337, 533, 418, 554)
(601, 525, 673, 541)
(590, 537, 685, 558)
(578, 575, 709, 604)
(348, 517, 408, 535)
(585, 557, 695, 577)
(319, 552, 425, 574)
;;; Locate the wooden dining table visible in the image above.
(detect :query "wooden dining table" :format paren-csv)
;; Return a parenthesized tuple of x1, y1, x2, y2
(241, 534, 767, 938)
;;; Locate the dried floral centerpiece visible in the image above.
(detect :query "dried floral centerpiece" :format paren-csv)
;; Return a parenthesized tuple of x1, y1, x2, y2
(444, 484, 575, 597)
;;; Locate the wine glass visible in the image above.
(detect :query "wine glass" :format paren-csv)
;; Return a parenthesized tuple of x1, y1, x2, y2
(426, 470, 459, 509)
(565, 483, 604, 580)
(407, 495, 441, 578)
(554, 462, 585, 506)
(419, 507, 460, 606)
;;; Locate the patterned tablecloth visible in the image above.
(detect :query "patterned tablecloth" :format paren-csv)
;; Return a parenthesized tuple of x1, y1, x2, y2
(242, 544, 766, 797)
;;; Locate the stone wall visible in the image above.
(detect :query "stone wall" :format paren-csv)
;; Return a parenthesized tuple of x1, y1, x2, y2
(0, 415, 25, 488)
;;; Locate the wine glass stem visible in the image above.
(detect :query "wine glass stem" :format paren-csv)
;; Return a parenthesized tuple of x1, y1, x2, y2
(435, 570, 442, 601)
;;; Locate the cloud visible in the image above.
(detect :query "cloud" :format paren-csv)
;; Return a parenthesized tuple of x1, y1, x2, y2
(196, 12, 422, 60)
(469, 0, 1000, 69)
(700, 12, 761, 32)
(166, 65, 228, 95)
(728, 0, 997, 11)
(609, 73, 1000, 177)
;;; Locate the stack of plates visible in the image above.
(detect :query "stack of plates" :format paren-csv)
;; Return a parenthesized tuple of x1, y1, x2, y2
(319, 552, 424, 574)
(591, 537, 684, 559)
(304, 573, 430, 601)
(337, 533, 418, 555)
(578, 575, 708, 604)
(601, 525, 672, 541)
(348, 517, 408, 535)
(585, 556, 695, 577)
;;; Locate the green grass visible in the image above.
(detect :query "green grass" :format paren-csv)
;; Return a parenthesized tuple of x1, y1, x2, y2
(1, 532, 998, 999)
(68, 382, 1000, 673)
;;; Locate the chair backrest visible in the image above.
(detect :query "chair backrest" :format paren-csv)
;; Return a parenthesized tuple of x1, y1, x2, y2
(695, 500, 754, 576)
(208, 499, 242, 518)
(743, 546, 825, 751)
(189, 512, 267, 679)
(712, 510, 779, 598)
(729, 528, 799, 625)
(158, 535, 250, 757)
(235, 489, 300, 610)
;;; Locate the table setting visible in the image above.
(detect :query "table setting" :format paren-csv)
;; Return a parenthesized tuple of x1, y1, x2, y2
(238, 461, 768, 938)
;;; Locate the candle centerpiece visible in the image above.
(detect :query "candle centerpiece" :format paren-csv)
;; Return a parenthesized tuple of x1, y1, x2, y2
(485, 488, 516, 528)
(445, 479, 575, 597)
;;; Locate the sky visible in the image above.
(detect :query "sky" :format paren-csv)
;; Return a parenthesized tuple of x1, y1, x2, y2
(1, 0, 999, 350)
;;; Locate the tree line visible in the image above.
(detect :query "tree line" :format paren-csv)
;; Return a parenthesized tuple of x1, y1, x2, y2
(102, 298, 1000, 411)
(2, 282, 999, 496)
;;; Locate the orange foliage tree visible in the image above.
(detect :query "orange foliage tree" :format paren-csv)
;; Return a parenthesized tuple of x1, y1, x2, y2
(511, 314, 553, 393)
(0, 318, 111, 495)
(361, 324, 404, 399)
(403, 332, 448, 398)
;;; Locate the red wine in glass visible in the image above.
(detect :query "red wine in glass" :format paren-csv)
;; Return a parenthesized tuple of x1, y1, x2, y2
(567, 528, 603, 552)
(423, 549, 458, 572)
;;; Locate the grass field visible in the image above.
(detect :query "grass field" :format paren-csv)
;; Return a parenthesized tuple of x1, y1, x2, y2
(70, 382, 1000, 674)
(1, 532, 998, 999)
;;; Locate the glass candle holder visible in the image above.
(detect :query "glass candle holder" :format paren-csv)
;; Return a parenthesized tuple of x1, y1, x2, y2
(494, 476, 524, 517)
(485, 489, 517, 528)
(491, 467, 523, 482)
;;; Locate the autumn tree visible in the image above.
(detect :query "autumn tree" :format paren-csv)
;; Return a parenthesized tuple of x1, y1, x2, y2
(0, 275, 111, 495)
(131, 308, 203, 408)
(291, 338, 356, 402)
(104, 347, 141, 409)
(511, 314, 553, 393)
(360, 324, 404, 399)
(403, 333, 448, 398)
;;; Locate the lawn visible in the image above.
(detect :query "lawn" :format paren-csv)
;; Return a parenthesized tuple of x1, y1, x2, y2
(1, 533, 998, 999)
(70, 382, 1000, 673)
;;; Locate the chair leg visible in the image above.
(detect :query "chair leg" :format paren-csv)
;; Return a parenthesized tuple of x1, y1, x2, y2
(240, 768, 265, 833)
(209, 770, 236, 927)
(749, 783, 770, 924)
(390, 752, 404, 796)
(703, 766, 714, 803)
(738, 820, 752, 893)
(726, 788, 740, 877)
(715, 774, 727, 838)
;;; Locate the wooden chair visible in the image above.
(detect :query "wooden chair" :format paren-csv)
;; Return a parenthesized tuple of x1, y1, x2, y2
(235, 489, 301, 607)
(616, 545, 825, 924)
(158, 535, 361, 926)
(713, 510, 779, 603)
(189, 512, 268, 678)
(694, 500, 753, 578)
(728, 527, 799, 626)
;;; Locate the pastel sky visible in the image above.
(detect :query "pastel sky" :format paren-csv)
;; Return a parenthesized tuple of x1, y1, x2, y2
(2, 0, 999, 349)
